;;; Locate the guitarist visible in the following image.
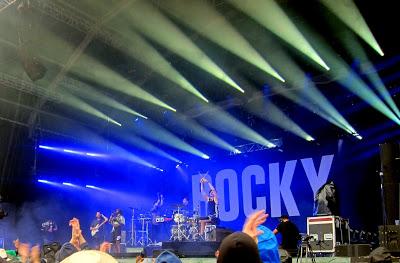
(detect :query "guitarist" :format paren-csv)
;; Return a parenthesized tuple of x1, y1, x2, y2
(90, 212, 108, 249)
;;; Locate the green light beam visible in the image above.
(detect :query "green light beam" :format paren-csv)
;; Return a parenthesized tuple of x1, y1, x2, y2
(197, 105, 276, 148)
(63, 77, 148, 119)
(117, 132, 181, 163)
(73, 54, 177, 112)
(108, 21, 209, 102)
(133, 119, 209, 159)
(124, 0, 244, 92)
(229, 0, 329, 70)
(161, 0, 284, 82)
(246, 96, 314, 141)
(341, 32, 400, 119)
(256, 39, 357, 134)
(305, 28, 400, 125)
(321, 0, 384, 56)
(272, 85, 354, 134)
(61, 90, 122, 127)
(169, 111, 238, 152)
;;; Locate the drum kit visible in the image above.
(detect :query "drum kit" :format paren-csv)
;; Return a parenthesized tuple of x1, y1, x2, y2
(170, 204, 201, 241)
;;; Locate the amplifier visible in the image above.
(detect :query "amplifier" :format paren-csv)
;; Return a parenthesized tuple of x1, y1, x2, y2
(335, 244, 371, 257)
(307, 216, 350, 253)
(378, 225, 400, 252)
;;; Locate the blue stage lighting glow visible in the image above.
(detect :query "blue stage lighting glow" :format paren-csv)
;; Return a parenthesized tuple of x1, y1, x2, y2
(63, 149, 81, 154)
(38, 179, 49, 183)
(62, 182, 73, 186)
(85, 185, 98, 189)
(176, 164, 180, 168)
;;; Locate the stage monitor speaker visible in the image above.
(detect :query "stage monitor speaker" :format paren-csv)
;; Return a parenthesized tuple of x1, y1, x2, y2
(335, 244, 371, 257)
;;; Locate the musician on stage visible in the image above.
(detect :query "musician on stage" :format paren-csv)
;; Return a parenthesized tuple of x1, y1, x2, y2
(109, 208, 125, 253)
(181, 196, 192, 217)
(90, 212, 108, 249)
(151, 193, 165, 243)
(199, 177, 219, 236)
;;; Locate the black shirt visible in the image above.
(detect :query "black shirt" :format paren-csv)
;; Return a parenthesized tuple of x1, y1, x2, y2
(276, 220, 300, 249)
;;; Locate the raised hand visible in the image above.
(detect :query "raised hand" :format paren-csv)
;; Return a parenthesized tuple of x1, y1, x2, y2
(242, 210, 269, 243)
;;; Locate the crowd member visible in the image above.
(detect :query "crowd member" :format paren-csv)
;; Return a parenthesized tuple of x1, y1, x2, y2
(273, 215, 300, 256)
(155, 250, 182, 263)
(57, 250, 117, 263)
(55, 218, 89, 262)
(257, 225, 280, 263)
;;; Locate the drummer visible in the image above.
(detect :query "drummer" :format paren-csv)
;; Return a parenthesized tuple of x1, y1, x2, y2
(181, 196, 192, 217)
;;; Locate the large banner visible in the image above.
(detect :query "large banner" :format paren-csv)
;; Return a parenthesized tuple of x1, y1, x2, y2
(190, 154, 335, 230)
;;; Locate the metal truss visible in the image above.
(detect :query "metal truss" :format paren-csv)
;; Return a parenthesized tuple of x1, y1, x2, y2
(0, 72, 62, 103)
(0, 0, 17, 12)
(30, 0, 123, 49)
(229, 138, 283, 155)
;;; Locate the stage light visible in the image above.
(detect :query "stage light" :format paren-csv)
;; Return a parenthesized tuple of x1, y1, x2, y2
(38, 179, 49, 183)
(202, 154, 210, 160)
(61, 90, 123, 126)
(306, 136, 315, 142)
(352, 132, 363, 140)
(161, 0, 285, 82)
(321, 0, 384, 56)
(126, 0, 243, 92)
(85, 185, 99, 189)
(233, 149, 242, 154)
(229, 0, 329, 70)
(85, 152, 104, 157)
(62, 182, 73, 186)
(176, 164, 180, 168)
(38, 145, 56, 150)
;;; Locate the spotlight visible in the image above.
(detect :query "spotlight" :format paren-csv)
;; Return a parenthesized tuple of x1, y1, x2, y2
(86, 185, 97, 189)
(351, 132, 363, 140)
(39, 145, 56, 150)
(306, 136, 315, 142)
(202, 154, 210, 159)
(38, 179, 49, 183)
(62, 182, 73, 186)
(176, 164, 180, 168)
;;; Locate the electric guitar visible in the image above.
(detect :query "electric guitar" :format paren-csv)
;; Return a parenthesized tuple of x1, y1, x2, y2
(91, 220, 107, 237)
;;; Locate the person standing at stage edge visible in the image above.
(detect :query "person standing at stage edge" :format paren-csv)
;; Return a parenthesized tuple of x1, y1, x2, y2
(273, 215, 300, 256)
(199, 176, 219, 237)
(109, 208, 125, 253)
(90, 212, 108, 249)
